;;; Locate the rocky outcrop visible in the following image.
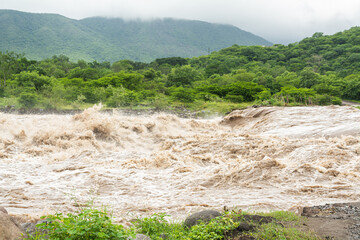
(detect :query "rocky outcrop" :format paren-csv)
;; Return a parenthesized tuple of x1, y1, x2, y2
(184, 210, 222, 228)
(0, 208, 27, 240)
(301, 202, 360, 240)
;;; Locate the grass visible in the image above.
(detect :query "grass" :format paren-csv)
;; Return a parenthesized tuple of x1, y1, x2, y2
(343, 99, 360, 103)
(0, 96, 254, 117)
(187, 101, 253, 115)
(261, 210, 304, 223)
(24, 208, 321, 240)
(248, 222, 320, 240)
(0, 96, 17, 108)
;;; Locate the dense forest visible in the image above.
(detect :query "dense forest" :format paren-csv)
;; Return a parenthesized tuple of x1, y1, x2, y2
(0, 10, 271, 62)
(1, 26, 360, 113)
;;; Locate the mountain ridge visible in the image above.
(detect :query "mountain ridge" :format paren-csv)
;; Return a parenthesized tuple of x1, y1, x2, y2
(0, 9, 272, 62)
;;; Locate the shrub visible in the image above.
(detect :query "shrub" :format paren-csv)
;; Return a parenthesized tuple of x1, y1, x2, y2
(26, 208, 320, 240)
(34, 208, 131, 240)
(331, 96, 342, 105)
(107, 87, 140, 107)
(195, 92, 220, 102)
(187, 215, 239, 240)
(169, 87, 196, 103)
(133, 213, 185, 240)
(18, 92, 38, 108)
(256, 90, 272, 101)
(224, 94, 244, 103)
(150, 94, 169, 110)
(313, 94, 342, 106)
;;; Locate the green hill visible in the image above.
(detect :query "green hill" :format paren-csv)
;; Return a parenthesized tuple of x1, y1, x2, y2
(0, 10, 272, 62)
(2, 25, 360, 111)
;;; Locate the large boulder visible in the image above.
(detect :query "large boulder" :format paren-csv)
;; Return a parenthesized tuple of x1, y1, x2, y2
(184, 210, 222, 228)
(0, 208, 27, 240)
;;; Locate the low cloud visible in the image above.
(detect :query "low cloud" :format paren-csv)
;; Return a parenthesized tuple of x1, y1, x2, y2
(1, 0, 360, 44)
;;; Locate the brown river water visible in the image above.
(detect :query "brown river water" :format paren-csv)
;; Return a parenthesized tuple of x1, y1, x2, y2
(1, 105, 360, 222)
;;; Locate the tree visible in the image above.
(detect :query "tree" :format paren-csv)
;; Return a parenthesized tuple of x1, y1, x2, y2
(166, 65, 201, 87)
(205, 59, 230, 77)
(343, 74, 360, 100)
(299, 68, 320, 88)
(111, 60, 134, 72)
(223, 82, 266, 101)
(169, 86, 195, 103)
(273, 71, 299, 91)
(0, 51, 21, 87)
(154, 57, 188, 66)
(68, 67, 101, 81)
(312, 32, 324, 38)
(14, 71, 51, 91)
(107, 86, 140, 107)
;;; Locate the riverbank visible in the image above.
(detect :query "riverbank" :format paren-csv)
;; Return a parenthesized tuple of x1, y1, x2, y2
(4, 202, 360, 239)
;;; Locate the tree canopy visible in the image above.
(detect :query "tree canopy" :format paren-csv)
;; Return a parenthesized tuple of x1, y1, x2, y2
(2, 26, 360, 110)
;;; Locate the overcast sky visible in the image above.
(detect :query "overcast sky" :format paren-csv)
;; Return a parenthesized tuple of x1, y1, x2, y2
(1, 0, 360, 44)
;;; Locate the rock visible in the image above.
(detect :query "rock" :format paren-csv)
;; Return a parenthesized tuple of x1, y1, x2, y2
(240, 214, 276, 225)
(134, 234, 151, 240)
(160, 233, 168, 239)
(22, 222, 36, 233)
(301, 202, 360, 239)
(128, 234, 151, 240)
(223, 220, 256, 239)
(22, 219, 50, 238)
(0, 207, 8, 214)
(184, 210, 222, 228)
(236, 222, 255, 232)
(0, 209, 27, 240)
(235, 236, 256, 240)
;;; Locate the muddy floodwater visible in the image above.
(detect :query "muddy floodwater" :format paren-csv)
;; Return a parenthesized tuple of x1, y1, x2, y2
(1, 105, 360, 221)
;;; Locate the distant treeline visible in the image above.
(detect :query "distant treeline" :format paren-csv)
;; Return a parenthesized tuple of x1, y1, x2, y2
(1, 27, 360, 110)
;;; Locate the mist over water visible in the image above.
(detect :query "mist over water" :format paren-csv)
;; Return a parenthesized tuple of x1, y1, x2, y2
(1, 105, 360, 221)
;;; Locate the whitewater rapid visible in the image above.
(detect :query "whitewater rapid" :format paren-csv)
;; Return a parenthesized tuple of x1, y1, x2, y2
(1, 105, 360, 222)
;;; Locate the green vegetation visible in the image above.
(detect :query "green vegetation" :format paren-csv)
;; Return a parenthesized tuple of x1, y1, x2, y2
(26, 208, 320, 240)
(0, 10, 271, 62)
(3, 26, 360, 113)
(32, 208, 131, 240)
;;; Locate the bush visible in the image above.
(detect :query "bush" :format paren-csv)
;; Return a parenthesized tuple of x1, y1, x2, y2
(169, 87, 196, 103)
(150, 94, 169, 110)
(107, 87, 140, 107)
(195, 92, 220, 102)
(133, 213, 184, 239)
(27, 208, 320, 240)
(313, 94, 342, 105)
(18, 92, 38, 108)
(187, 215, 239, 240)
(224, 94, 244, 103)
(256, 90, 272, 101)
(331, 96, 342, 105)
(34, 208, 131, 240)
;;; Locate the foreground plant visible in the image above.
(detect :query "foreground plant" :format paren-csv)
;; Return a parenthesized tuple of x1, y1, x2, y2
(133, 212, 186, 239)
(25, 208, 321, 240)
(29, 208, 132, 240)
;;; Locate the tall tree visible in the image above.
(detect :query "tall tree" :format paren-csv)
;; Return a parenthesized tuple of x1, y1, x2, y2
(0, 51, 21, 87)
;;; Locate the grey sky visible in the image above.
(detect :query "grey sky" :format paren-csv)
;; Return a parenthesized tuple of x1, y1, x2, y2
(1, 0, 360, 44)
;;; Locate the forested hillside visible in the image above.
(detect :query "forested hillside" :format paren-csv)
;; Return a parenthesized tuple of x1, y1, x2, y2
(1, 26, 360, 113)
(0, 10, 272, 62)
